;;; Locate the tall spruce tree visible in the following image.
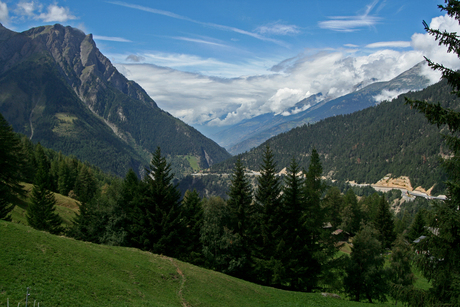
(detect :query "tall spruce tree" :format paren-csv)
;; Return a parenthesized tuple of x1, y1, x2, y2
(300, 148, 334, 292)
(279, 157, 305, 287)
(374, 195, 396, 249)
(389, 235, 415, 306)
(340, 189, 363, 236)
(0, 113, 26, 220)
(226, 157, 253, 279)
(133, 147, 184, 257)
(181, 189, 204, 264)
(253, 145, 283, 286)
(405, 1, 460, 304)
(323, 186, 343, 230)
(282, 149, 334, 292)
(26, 145, 63, 234)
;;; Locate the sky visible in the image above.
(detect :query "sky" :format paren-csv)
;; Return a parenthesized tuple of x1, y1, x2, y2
(1, 0, 459, 135)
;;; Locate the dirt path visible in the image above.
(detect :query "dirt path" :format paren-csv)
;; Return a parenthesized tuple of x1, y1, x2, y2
(161, 256, 190, 307)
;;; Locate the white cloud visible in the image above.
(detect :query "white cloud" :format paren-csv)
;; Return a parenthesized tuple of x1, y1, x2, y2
(111, 13, 460, 129)
(373, 89, 410, 103)
(366, 41, 411, 48)
(171, 37, 229, 48)
(115, 47, 423, 126)
(108, 1, 287, 47)
(318, 0, 381, 32)
(93, 35, 132, 42)
(256, 22, 300, 35)
(0, 1, 9, 22)
(15, 1, 39, 17)
(411, 14, 460, 83)
(36, 4, 76, 22)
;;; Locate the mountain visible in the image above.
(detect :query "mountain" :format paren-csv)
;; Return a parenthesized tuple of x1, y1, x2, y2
(213, 62, 430, 155)
(0, 23, 230, 177)
(212, 78, 457, 194)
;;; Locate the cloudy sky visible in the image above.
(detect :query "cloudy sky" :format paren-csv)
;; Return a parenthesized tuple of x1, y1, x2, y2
(1, 0, 459, 135)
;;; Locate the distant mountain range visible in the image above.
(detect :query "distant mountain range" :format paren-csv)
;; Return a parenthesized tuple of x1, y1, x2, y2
(211, 78, 457, 194)
(0, 23, 230, 177)
(212, 62, 431, 155)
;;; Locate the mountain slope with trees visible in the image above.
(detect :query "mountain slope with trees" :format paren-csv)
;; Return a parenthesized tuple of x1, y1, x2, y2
(212, 78, 457, 193)
(0, 23, 230, 177)
(214, 62, 430, 155)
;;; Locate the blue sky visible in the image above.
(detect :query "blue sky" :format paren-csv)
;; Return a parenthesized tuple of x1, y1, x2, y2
(0, 0, 458, 134)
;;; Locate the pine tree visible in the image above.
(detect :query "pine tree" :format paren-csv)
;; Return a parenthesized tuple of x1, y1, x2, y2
(226, 157, 253, 279)
(323, 186, 343, 229)
(389, 235, 415, 305)
(340, 189, 362, 236)
(26, 146, 63, 235)
(0, 113, 26, 220)
(181, 189, 204, 264)
(406, 209, 427, 242)
(279, 157, 305, 287)
(74, 164, 98, 204)
(374, 195, 396, 249)
(253, 145, 283, 286)
(298, 148, 334, 292)
(134, 147, 184, 257)
(405, 2, 460, 304)
(201, 196, 244, 274)
(344, 224, 388, 303)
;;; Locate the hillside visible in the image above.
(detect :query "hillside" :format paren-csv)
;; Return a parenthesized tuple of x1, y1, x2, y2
(213, 62, 430, 155)
(0, 23, 230, 177)
(212, 79, 456, 194)
(0, 221, 391, 307)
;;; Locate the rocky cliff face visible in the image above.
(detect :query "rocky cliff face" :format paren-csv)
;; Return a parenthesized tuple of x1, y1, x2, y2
(23, 24, 156, 109)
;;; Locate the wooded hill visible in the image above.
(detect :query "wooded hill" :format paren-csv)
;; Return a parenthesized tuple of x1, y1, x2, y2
(212, 79, 457, 194)
(215, 62, 430, 155)
(0, 23, 230, 177)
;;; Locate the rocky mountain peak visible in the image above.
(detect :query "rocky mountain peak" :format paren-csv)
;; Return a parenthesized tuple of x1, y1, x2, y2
(19, 24, 157, 109)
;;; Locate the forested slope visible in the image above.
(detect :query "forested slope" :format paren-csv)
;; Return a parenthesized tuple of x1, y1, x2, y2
(213, 79, 456, 193)
(0, 23, 230, 177)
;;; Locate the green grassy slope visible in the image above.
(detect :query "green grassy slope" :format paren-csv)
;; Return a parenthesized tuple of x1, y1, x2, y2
(0, 221, 392, 307)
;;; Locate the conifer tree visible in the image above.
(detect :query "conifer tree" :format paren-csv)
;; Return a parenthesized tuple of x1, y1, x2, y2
(181, 189, 204, 264)
(226, 157, 253, 279)
(389, 235, 415, 305)
(134, 147, 184, 257)
(374, 195, 396, 249)
(395, 209, 411, 235)
(405, 2, 460, 303)
(74, 164, 98, 204)
(253, 145, 283, 285)
(406, 209, 428, 242)
(279, 157, 305, 286)
(26, 146, 63, 235)
(201, 196, 244, 274)
(297, 148, 333, 292)
(344, 224, 388, 303)
(119, 168, 143, 246)
(323, 186, 343, 229)
(340, 189, 362, 236)
(0, 113, 26, 220)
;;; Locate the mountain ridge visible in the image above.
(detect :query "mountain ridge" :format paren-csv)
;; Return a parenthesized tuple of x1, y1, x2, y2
(212, 62, 430, 155)
(0, 23, 230, 177)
